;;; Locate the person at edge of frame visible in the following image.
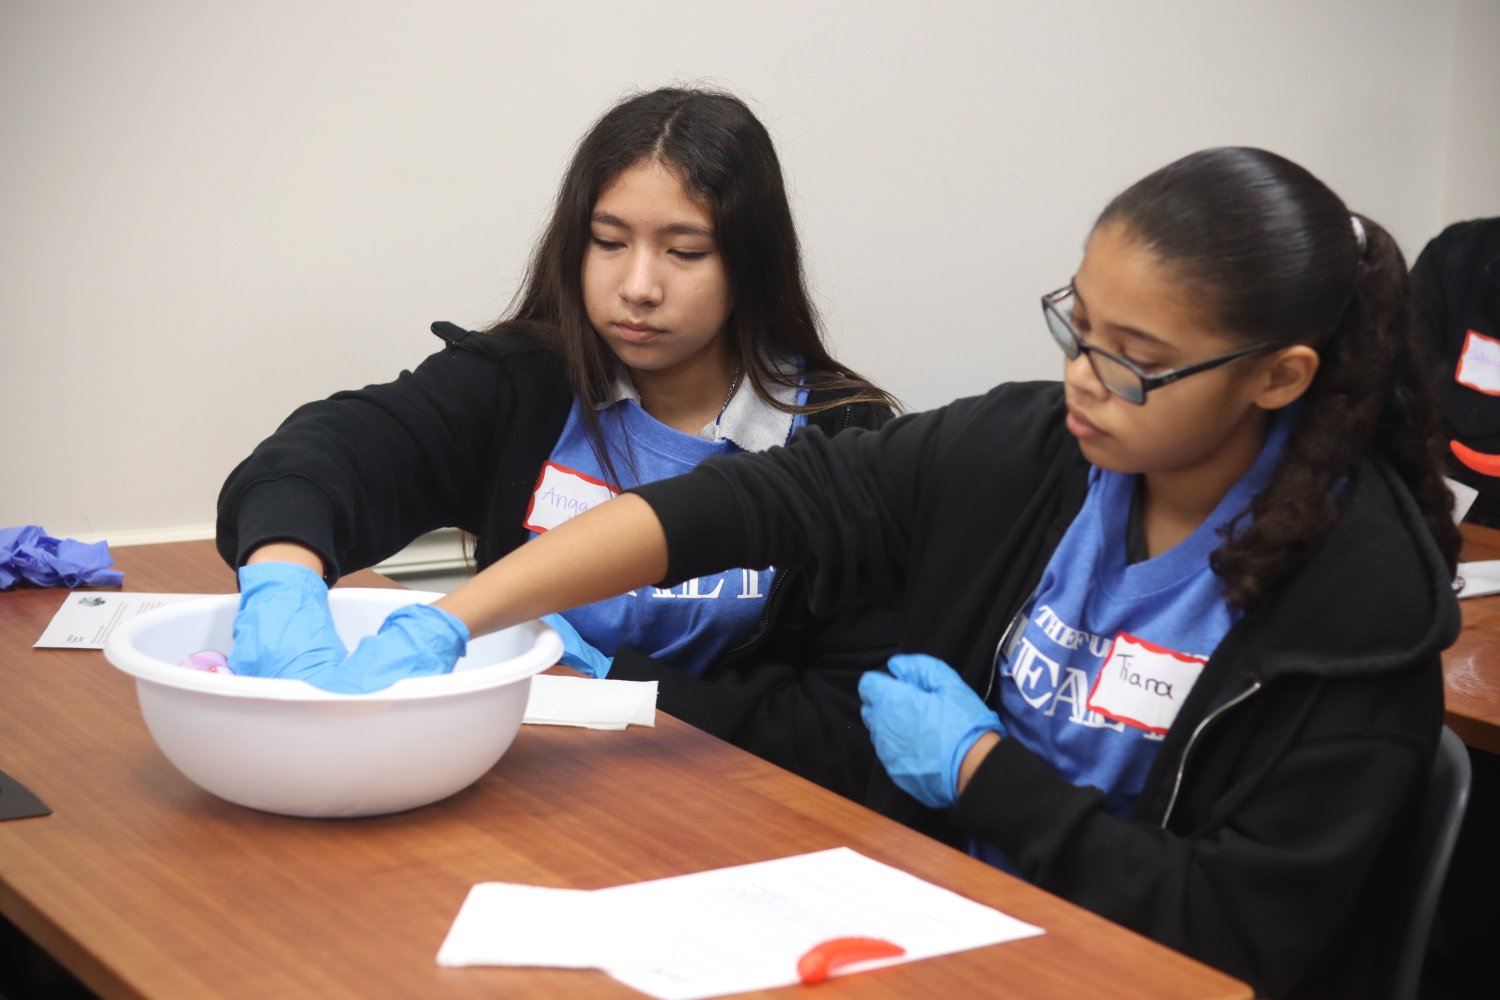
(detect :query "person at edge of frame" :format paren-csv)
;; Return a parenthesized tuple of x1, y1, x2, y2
(1408, 213, 1500, 1000)
(1412, 216, 1500, 525)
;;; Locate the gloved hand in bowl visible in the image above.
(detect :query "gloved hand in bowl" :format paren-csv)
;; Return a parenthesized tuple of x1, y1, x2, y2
(333, 603, 470, 694)
(229, 562, 349, 681)
(229, 562, 469, 693)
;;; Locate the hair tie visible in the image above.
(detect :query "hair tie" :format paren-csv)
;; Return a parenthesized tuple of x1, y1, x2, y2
(1351, 215, 1367, 256)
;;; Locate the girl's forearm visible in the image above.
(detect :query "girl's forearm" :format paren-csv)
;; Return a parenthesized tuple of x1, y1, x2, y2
(245, 541, 325, 576)
(435, 493, 669, 638)
(958, 731, 1002, 794)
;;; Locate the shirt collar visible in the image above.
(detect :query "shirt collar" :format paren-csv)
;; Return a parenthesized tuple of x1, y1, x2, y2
(599, 357, 802, 453)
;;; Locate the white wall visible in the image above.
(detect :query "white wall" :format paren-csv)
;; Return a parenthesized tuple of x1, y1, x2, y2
(1, 0, 1490, 544)
(1441, 0, 1500, 223)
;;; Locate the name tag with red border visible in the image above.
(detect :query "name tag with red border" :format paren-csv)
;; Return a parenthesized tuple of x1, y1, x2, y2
(1455, 329, 1500, 396)
(1086, 632, 1205, 734)
(523, 462, 618, 534)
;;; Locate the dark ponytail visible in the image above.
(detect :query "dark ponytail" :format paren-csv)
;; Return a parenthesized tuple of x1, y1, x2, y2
(1098, 148, 1460, 613)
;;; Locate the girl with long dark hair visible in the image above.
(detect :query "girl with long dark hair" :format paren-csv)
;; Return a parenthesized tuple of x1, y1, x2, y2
(216, 86, 897, 798)
(363, 146, 1460, 996)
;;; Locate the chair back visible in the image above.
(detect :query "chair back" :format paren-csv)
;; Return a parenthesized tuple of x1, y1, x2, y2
(1385, 725, 1472, 1000)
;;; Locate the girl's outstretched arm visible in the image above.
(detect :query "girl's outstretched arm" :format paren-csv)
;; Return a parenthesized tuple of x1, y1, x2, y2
(435, 493, 669, 639)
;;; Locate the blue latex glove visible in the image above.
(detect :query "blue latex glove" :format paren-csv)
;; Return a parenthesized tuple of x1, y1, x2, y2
(330, 603, 470, 694)
(541, 613, 613, 679)
(0, 524, 123, 590)
(229, 562, 348, 681)
(858, 653, 1004, 809)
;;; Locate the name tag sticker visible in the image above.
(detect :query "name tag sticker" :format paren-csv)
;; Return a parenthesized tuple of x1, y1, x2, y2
(524, 462, 618, 534)
(1455, 329, 1500, 396)
(1086, 633, 1205, 734)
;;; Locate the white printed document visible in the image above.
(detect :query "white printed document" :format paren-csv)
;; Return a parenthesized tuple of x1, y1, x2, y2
(34, 592, 207, 649)
(436, 847, 1043, 999)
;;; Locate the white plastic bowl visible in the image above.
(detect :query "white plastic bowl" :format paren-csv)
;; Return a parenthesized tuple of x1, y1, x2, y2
(103, 589, 562, 818)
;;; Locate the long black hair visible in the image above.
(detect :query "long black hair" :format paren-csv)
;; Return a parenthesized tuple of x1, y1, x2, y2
(1096, 146, 1460, 612)
(488, 86, 895, 476)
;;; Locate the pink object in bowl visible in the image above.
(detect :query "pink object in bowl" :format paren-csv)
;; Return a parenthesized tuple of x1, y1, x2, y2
(179, 650, 233, 674)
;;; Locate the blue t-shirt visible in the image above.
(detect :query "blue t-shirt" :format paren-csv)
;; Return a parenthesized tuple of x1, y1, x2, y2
(974, 412, 1291, 871)
(528, 393, 807, 678)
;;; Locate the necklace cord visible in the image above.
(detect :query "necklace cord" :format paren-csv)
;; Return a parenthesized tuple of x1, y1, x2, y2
(719, 361, 742, 416)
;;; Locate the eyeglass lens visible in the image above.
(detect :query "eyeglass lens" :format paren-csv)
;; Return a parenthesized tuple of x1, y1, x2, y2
(1044, 297, 1144, 403)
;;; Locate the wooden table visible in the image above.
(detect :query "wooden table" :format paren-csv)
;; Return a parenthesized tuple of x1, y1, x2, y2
(1449, 523, 1500, 754)
(0, 541, 1250, 1000)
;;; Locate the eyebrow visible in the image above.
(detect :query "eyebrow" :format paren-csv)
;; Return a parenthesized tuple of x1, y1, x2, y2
(591, 212, 715, 240)
(1071, 281, 1173, 350)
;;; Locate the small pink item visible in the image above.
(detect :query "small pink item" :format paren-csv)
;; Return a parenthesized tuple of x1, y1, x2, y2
(179, 650, 233, 674)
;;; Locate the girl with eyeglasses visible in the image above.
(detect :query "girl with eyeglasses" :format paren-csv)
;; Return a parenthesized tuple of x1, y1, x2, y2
(357, 145, 1462, 996)
(214, 86, 898, 799)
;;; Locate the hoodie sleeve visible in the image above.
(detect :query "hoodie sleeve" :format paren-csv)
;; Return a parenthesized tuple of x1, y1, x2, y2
(629, 400, 951, 613)
(216, 334, 554, 582)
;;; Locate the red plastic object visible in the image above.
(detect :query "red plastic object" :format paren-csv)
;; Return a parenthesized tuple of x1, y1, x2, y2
(796, 936, 906, 984)
(1452, 439, 1500, 478)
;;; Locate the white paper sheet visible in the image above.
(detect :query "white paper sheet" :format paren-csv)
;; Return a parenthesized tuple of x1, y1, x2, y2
(436, 847, 1043, 1000)
(1447, 476, 1479, 524)
(1457, 560, 1500, 599)
(34, 592, 206, 649)
(436, 884, 672, 970)
(522, 674, 657, 729)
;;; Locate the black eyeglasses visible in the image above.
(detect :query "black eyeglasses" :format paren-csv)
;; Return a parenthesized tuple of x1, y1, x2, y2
(1041, 286, 1284, 405)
